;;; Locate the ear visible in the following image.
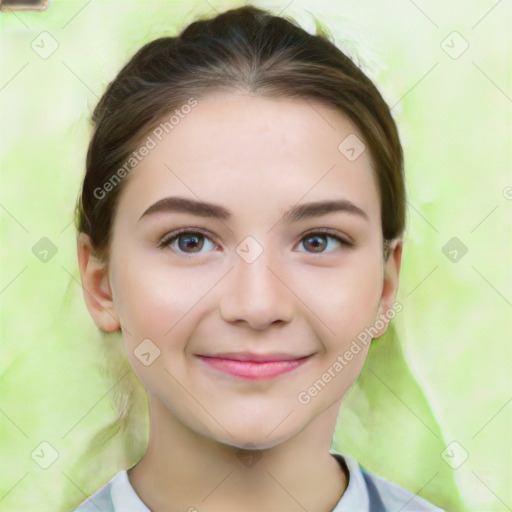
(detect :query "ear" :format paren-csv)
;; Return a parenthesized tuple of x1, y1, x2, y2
(373, 239, 403, 338)
(76, 233, 120, 332)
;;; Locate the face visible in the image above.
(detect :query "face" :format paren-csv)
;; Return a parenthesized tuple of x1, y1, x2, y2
(79, 92, 401, 450)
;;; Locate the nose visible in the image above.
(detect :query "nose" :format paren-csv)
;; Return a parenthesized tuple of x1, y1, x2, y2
(219, 248, 295, 330)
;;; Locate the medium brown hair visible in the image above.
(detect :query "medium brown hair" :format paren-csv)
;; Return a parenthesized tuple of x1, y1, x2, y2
(75, 4, 405, 262)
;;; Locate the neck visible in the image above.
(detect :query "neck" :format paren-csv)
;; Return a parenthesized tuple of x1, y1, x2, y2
(128, 395, 347, 512)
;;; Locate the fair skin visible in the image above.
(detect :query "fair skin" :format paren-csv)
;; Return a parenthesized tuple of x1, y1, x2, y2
(78, 92, 402, 512)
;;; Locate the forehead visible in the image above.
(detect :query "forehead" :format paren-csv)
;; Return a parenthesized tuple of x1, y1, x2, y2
(114, 92, 381, 226)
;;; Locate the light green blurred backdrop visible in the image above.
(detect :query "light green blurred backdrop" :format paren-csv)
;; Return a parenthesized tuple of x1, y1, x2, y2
(0, 1, 510, 511)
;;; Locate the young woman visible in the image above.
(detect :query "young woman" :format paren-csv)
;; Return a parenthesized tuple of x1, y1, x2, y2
(73, 5, 443, 511)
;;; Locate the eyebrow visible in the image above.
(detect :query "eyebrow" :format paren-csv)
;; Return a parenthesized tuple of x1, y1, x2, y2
(138, 196, 369, 223)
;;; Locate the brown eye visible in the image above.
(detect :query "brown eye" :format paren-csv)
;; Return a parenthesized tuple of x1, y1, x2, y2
(297, 231, 352, 254)
(177, 233, 204, 252)
(303, 234, 327, 252)
(160, 230, 217, 254)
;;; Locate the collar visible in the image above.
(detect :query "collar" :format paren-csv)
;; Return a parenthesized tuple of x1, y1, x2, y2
(330, 450, 371, 511)
(111, 451, 368, 512)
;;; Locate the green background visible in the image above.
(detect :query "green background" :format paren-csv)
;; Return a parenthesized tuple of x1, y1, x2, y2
(1, 1, 510, 510)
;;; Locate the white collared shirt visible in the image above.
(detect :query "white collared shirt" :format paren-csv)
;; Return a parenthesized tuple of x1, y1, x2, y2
(72, 451, 444, 512)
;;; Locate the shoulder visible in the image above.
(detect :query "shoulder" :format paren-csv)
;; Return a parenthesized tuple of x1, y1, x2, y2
(71, 470, 149, 512)
(71, 476, 115, 512)
(359, 466, 445, 512)
(330, 451, 445, 512)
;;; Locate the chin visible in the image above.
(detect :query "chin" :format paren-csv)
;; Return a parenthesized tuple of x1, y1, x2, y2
(207, 416, 302, 452)
(221, 433, 291, 452)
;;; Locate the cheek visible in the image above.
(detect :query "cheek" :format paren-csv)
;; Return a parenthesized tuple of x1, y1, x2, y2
(110, 253, 214, 344)
(293, 253, 383, 341)
(109, 257, 195, 389)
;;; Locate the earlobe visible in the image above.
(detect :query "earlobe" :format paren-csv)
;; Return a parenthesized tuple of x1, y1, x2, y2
(76, 233, 120, 332)
(374, 239, 403, 338)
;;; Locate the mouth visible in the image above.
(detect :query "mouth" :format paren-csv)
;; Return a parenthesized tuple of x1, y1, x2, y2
(196, 352, 313, 380)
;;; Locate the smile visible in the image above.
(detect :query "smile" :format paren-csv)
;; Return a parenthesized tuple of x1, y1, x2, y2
(197, 354, 312, 380)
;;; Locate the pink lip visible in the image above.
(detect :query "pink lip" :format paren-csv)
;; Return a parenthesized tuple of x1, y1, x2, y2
(197, 353, 312, 380)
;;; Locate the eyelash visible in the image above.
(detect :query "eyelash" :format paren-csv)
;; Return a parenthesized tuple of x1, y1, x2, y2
(157, 227, 354, 254)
